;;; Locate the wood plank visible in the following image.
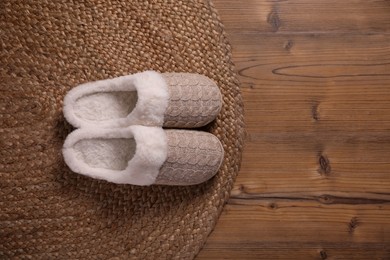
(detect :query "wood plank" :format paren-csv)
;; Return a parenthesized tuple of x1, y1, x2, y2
(213, 0, 390, 33)
(201, 202, 390, 245)
(234, 167, 390, 197)
(198, 248, 389, 260)
(236, 33, 390, 132)
(242, 140, 390, 163)
(235, 126, 390, 199)
(198, 202, 390, 260)
(232, 34, 390, 87)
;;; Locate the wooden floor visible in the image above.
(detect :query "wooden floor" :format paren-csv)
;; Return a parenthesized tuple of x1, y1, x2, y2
(197, 0, 390, 259)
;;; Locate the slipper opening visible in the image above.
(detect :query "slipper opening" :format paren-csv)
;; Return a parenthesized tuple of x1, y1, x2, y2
(73, 137, 136, 171)
(73, 91, 138, 122)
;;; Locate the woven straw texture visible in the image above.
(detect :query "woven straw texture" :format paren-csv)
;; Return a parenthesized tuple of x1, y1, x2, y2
(0, 0, 245, 259)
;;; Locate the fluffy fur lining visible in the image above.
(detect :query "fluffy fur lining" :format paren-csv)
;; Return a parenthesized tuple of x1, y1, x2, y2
(63, 71, 169, 128)
(62, 126, 168, 185)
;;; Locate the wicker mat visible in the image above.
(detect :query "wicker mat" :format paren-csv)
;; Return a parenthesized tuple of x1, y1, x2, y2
(0, 0, 244, 259)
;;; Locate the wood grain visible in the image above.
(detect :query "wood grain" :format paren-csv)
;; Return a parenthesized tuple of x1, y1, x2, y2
(198, 0, 390, 258)
(212, 0, 390, 33)
(198, 248, 389, 260)
(206, 202, 390, 244)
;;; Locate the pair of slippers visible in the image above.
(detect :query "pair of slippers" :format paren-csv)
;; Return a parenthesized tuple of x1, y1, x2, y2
(62, 71, 224, 186)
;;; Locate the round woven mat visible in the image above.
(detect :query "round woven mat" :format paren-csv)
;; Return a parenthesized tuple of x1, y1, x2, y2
(0, 0, 244, 259)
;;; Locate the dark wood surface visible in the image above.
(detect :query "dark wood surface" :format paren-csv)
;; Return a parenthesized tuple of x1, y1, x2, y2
(197, 0, 390, 258)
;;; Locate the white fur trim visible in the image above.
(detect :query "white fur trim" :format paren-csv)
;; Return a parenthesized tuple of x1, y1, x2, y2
(63, 71, 169, 128)
(62, 126, 168, 185)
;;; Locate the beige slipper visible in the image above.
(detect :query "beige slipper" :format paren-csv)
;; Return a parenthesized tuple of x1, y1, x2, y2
(62, 125, 224, 186)
(63, 71, 222, 129)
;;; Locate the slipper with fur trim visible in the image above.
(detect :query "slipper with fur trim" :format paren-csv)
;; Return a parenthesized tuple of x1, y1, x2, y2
(62, 125, 224, 186)
(63, 71, 222, 129)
